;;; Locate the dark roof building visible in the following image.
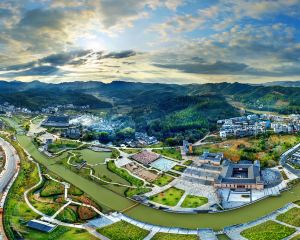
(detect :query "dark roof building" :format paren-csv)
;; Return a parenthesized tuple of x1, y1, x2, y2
(199, 151, 223, 166)
(27, 219, 57, 233)
(42, 116, 70, 128)
(214, 160, 264, 190)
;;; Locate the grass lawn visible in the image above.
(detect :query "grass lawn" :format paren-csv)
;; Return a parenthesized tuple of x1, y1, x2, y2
(276, 207, 300, 227)
(153, 148, 182, 160)
(172, 165, 187, 172)
(149, 187, 185, 207)
(40, 180, 64, 197)
(121, 148, 141, 154)
(180, 195, 208, 208)
(97, 220, 149, 240)
(24, 226, 99, 240)
(290, 234, 300, 240)
(152, 174, 174, 187)
(151, 232, 198, 240)
(73, 149, 111, 165)
(240, 220, 296, 240)
(183, 160, 193, 166)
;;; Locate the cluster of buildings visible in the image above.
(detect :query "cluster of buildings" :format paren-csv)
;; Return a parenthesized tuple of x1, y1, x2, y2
(0, 102, 33, 115)
(218, 114, 300, 138)
(124, 132, 158, 148)
(41, 104, 90, 114)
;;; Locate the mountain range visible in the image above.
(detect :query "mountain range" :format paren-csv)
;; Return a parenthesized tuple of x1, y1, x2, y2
(1, 80, 299, 142)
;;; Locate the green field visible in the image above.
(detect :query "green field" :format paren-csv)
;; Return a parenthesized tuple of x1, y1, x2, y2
(121, 148, 141, 154)
(240, 220, 295, 240)
(149, 187, 185, 207)
(151, 232, 198, 240)
(276, 207, 300, 227)
(152, 174, 174, 187)
(73, 149, 111, 165)
(97, 220, 149, 240)
(153, 148, 182, 160)
(48, 139, 82, 153)
(181, 195, 208, 208)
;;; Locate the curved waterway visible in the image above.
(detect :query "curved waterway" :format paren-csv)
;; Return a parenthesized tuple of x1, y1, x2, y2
(17, 135, 300, 230)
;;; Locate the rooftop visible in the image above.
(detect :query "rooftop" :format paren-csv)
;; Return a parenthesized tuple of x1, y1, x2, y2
(131, 150, 160, 165)
(216, 161, 263, 184)
(27, 219, 57, 233)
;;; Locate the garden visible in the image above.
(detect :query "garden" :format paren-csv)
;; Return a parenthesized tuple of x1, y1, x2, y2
(276, 207, 300, 227)
(172, 165, 187, 172)
(47, 139, 82, 154)
(181, 195, 208, 208)
(97, 220, 149, 240)
(151, 232, 198, 240)
(240, 220, 296, 240)
(149, 187, 185, 206)
(152, 174, 174, 187)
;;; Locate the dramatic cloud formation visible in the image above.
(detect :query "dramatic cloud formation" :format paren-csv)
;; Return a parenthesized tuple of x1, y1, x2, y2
(0, 0, 299, 84)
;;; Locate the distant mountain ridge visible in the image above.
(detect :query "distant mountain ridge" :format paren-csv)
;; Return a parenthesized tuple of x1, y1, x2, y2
(264, 81, 300, 87)
(0, 80, 299, 142)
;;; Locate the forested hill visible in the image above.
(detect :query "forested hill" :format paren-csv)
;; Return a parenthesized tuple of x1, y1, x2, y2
(0, 80, 299, 142)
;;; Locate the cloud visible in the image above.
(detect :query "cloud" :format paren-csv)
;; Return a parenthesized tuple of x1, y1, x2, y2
(154, 61, 248, 75)
(103, 50, 136, 59)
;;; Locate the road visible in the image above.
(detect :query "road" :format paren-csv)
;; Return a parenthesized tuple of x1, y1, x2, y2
(0, 137, 19, 193)
(280, 142, 300, 177)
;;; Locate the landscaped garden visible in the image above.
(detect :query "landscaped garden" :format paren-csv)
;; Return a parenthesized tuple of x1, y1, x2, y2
(181, 195, 208, 208)
(240, 220, 296, 240)
(40, 179, 64, 197)
(48, 139, 82, 153)
(152, 174, 174, 187)
(172, 165, 187, 172)
(97, 220, 149, 240)
(153, 148, 182, 160)
(276, 207, 300, 227)
(2, 135, 97, 239)
(151, 232, 198, 240)
(149, 187, 185, 206)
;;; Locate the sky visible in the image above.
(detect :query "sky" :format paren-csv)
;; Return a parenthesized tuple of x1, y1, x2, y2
(0, 0, 300, 84)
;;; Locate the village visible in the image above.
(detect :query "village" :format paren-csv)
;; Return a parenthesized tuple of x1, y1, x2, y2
(217, 114, 300, 138)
